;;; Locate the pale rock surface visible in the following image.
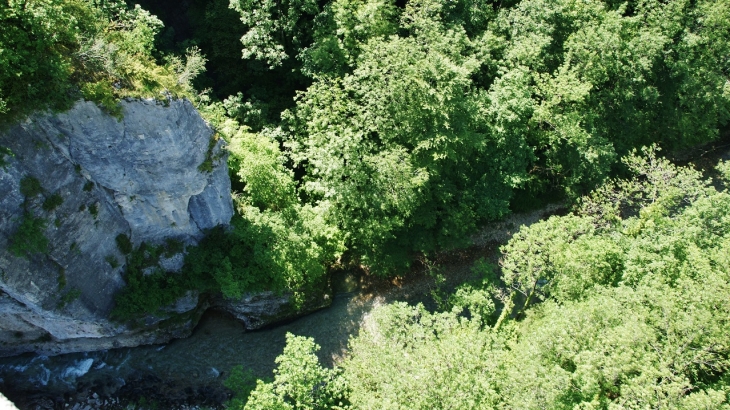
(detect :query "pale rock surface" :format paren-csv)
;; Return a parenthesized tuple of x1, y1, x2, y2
(0, 392, 19, 410)
(0, 99, 232, 357)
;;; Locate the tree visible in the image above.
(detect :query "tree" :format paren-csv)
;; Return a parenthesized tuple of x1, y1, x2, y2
(307, 151, 730, 408)
(492, 0, 730, 194)
(230, 0, 320, 68)
(243, 333, 349, 410)
(0, 0, 90, 122)
(344, 302, 502, 410)
(288, 0, 531, 271)
(0, 0, 205, 124)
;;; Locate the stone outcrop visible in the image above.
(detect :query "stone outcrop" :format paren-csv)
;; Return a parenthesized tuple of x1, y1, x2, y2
(0, 99, 233, 357)
(212, 288, 332, 330)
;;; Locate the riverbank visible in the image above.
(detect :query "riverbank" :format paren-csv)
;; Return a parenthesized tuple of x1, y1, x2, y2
(0, 201, 566, 410)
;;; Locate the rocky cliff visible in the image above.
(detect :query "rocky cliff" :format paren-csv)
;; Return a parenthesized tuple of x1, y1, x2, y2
(0, 99, 233, 357)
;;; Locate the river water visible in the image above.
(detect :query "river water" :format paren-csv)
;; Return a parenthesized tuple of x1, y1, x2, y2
(0, 269, 444, 409)
(0, 204, 562, 409)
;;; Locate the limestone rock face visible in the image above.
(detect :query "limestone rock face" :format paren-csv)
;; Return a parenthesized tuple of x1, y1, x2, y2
(213, 287, 333, 331)
(0, 99, 232, 357)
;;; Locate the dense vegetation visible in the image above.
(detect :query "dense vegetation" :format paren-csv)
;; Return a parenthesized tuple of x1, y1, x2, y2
(199, 0, 730, 273)
(4, 0, 729, 282)
(2, 0, 730, 406)
(0, 0, 206, 124)
(238, 151, 730, 409)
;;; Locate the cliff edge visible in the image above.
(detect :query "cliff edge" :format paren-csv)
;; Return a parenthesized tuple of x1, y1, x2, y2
(0, 99, 233, 356)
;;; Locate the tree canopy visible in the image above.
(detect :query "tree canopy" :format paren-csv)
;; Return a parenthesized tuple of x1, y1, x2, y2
(4, 0, 730, 406)
(0, 0, 204, 124)
(240, 150, 730, 409)
(268, 0, 730, 270)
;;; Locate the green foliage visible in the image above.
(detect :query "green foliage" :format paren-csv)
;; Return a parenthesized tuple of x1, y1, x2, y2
(115, 233, 133, 255)
(113, 193, 341, 318)
(227, 127, 297, 211)
(345, 302, 500, 409)
(105, 255, 119, 269)
(111, 241, 186, 320)
(232, 152, 730, 409)
(88, 203, 98, 218)
(197, 134, 219, 173)
(230, 0, 320, 68)
(0, 0, 205, 125)
(182, 222, 283, 298)
(244, 333, 350, 410)
(184, 203, 338, 302)
(162, 238, 184, 257)
(300, 0, 399, 77)
(42, 193, 63, 212)
(152, 0, 309, 128)
(288, 0, 528, 272)
(442, 258, 500, 323)
(9, 213, 48, 258)
(0, 0, 92, 124)
(221, 122, 344, 300)
(0, 146, 13, 169)
(224, 366, 260, 409)
(57, 268, 67, 290)
(489, 0, 730, 194)
(255, 0, 730, 274)
(19, 176, 42, 198)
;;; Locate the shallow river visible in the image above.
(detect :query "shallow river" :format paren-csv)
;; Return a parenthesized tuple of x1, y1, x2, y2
(0, 270, 440, 409)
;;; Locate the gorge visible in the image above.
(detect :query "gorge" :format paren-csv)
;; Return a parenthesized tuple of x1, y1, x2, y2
(0, 98, 325, 360)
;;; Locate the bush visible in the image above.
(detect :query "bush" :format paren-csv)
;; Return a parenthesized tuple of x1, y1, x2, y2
(115, 233, 133, 254)
(88, 203, 98, 218)
(105, 255, 120, 269)
(0, 0, 205, 126)
(57, 288, 82, 309)
(111, 242, 186, 320)
(223, 366, 259, 409)
(42, 193, 63, 212)
(19, 176, 42, 198)
(244, 334, 350, 410)
(9, 214, 48, 258)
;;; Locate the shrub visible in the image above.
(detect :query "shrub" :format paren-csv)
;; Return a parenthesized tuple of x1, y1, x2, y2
(42, 193, 64, 212)
(105, 255, 120, 269)
(19, 177, 42, 198)
(0, 146, 13, 169)
(89, 203, 99, 218)
(224, 366, 260, 409)
(57, 288, 82, 309)
(9, 214, 48, 258)
(163, 238, 184, 257)
(115, 233, 133, 254)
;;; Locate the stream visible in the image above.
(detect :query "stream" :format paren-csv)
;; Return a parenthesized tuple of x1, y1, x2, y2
(0, 204, 562, 409)
(0, 270, 446, 409)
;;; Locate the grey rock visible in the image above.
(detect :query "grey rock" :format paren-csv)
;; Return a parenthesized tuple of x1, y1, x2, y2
(0, 99, 232, 357)
(160, 290, 199, 315)
(158, 252, 185, 272)
(0, 392, 19, 410)
(188, 139, 232, 231)
(214, 285, 333, 330)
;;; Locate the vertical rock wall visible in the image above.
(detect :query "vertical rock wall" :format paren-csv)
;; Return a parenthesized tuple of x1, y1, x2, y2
(0, 99, 233, 356)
